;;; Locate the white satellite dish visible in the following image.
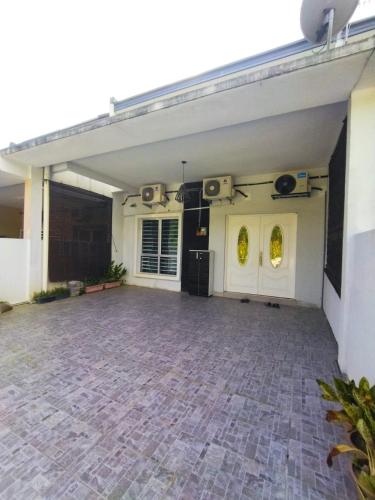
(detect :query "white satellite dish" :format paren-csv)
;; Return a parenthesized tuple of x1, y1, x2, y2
(301, 0, 359, 49)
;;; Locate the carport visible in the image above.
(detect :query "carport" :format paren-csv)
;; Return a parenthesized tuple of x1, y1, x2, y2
(1, 18, 375, 393)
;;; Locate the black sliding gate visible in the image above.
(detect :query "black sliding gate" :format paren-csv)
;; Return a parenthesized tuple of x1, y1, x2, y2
(49, 182, 112, 282)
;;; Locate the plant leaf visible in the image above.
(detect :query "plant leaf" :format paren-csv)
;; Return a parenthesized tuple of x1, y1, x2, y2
(334, 378, 354, 404)
(327, 445, 368, 467)
(342, 402, 363, 425)
(317, 379, 338, 402)
(357, 471, 375, 497)
(357, 419, 375, 448)
(364, 410, 375, 438)
(368, 445, 375, 476)
(326, 410, 352, 425)
(353, 388, 368, 409)
(359, 378, 371, 394)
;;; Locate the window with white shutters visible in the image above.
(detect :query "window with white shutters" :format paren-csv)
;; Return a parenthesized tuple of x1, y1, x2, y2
(139, 217, 179, 277)
(140, 220, 159, 274)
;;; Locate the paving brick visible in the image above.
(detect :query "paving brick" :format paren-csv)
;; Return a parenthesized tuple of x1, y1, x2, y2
(0, 287, 355, 499)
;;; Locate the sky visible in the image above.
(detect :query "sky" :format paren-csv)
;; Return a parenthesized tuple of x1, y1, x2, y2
(0, 0, 374, 148)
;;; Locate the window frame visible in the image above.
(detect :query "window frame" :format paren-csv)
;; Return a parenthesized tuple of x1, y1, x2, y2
(134, 213, 182, 281)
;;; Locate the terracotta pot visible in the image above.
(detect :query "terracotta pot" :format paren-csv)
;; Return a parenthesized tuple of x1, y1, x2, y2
(85, 284, 104, 294)
(104, 281, 121, 289)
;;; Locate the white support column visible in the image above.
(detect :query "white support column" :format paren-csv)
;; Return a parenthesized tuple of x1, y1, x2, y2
(23, 167, 44, 298)
(42, 167, 50, 291)
(111, 191, 124, 265)
(339, 86, 375, 383)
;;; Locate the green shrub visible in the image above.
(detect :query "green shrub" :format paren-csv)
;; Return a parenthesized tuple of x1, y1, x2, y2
(32, 290, 55, 301)
(50, 287, 69, 297)
(104, 261, 126, 283)
(32, 287, 70, 301)
(317, 377, 375, 498)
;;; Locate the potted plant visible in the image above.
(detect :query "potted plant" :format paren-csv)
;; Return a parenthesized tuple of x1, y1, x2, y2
(32, 290, 57, 304)
(103, 261, 126, 289)
(317, 377, 375, 498)
(84, 278, 104, 294)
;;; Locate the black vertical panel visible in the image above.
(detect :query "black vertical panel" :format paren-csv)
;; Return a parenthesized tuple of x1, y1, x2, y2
(188, 251, 211, 296)
(326, 119, 347, 296)
(181, 182, 210, 291)
(49, 181, 112, 282)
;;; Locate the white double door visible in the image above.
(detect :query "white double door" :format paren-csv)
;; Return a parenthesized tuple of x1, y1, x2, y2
(226, 213, 297, 298)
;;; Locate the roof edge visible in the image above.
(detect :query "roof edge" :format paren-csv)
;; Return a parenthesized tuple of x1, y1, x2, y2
(113, 16, 375, 113)
(2, 16, 375, 157)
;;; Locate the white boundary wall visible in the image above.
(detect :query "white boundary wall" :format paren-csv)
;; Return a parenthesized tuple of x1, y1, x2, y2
(0, 239, 29, 304)
(324, 85, 375, 384)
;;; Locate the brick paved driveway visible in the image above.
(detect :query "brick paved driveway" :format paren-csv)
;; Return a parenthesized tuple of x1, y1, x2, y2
(0, 287, 354, 499)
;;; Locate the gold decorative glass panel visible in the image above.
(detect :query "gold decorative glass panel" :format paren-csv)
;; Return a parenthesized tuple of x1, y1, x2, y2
(270, 225, 283, 268)
(237, 226, 249, 266)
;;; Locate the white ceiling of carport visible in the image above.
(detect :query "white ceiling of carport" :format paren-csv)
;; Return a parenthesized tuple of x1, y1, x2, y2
(4, 50, 367, 172)
(74, 102, 346, 186)
(0, 170, 24, 189)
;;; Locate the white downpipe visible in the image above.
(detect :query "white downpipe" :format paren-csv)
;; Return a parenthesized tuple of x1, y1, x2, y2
(42, 167, 50, 291)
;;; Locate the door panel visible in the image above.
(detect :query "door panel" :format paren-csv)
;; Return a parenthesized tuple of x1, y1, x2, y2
(225, 213, 297, 298)
(226, 215, 260, 294)
(258, 214, 297, 298)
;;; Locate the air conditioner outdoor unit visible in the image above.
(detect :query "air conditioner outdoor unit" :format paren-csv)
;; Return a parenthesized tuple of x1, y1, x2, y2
(140, 184, 166, 204)
(203, 176, 233, 200)
(272, 171, 310, 199)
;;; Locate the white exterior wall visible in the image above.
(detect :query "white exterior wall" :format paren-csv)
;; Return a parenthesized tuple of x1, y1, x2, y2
(0, 239, 29, 304)
(326, 86, 375, 384)
(122, 183, 183, 291)
(209, 171, 327, 306)
(0, 160, 34, 304)
(121, 173, 326, 303)
(343, 230, 375, 382)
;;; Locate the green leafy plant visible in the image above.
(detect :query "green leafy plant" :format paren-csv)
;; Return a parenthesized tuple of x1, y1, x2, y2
(317, 377, 375, 498)
(32, 290, 55, 301)
(84, 277, 103, 287)
(33, 287, 70, 302)
(50, 286, 70, 297)
(104, 261, 126, 283)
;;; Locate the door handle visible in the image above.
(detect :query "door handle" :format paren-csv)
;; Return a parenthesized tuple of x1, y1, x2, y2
(259, 251, 263, 267)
